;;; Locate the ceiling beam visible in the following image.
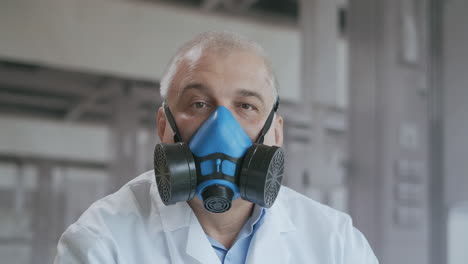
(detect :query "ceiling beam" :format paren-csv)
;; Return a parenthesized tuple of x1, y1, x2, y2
(201, 0, 223, 10)
(0, 153, 108, 171)
(0, 69, 96, 98)
(223, 0, 260, 11)
(202, 0, 260, 11)
(0, 90, 70, 110)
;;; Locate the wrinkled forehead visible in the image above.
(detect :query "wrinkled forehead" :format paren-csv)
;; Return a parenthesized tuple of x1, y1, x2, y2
(167, 48, 274, 104)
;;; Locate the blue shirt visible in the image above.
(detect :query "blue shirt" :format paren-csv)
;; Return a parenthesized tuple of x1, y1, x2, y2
(207, 205, 266, 264)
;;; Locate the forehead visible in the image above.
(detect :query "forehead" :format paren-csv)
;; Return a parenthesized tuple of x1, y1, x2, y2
(168, 49, 273, 103)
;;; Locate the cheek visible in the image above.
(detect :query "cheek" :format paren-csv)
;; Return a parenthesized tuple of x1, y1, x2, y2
(238, 119, 265, 143)
(177, 114, 206, 142)
(163, 123, 175, 143)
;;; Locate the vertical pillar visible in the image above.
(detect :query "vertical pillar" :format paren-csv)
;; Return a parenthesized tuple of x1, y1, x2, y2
(299, 0, 343, 106)
(299, 0, 349, 209)
(439, 1, 468, 263)
(428, 0, 444, 263)
(347, 0, 381, 254)
(109, 80, 139, 192)
(51, 167, 66, 244)
(31, 162, 53, 264)
(14, 160, 25, 219)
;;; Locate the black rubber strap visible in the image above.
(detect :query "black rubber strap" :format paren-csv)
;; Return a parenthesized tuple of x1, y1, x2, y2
(256, 97, 280, 144)
(163, 102, 183, 143)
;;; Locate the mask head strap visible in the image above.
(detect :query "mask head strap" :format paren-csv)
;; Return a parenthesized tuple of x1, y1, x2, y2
(256, 97, 280, 144)
(163, 101, 183, 143)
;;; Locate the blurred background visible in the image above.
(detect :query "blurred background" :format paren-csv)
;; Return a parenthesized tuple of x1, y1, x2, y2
(0, 0, 466, 263)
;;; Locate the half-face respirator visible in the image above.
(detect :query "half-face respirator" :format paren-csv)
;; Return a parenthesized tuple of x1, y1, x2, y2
(153, 100, 284, 213)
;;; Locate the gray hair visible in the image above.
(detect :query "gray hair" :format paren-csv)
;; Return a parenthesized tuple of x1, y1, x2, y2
(159, 31, 278, 104)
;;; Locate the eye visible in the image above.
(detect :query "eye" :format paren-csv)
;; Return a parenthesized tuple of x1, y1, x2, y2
(239, 103, 255, 111)
(192, 102, 207, 108)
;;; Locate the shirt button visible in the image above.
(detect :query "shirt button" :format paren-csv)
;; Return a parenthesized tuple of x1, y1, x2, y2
(226, 254, 231, 261)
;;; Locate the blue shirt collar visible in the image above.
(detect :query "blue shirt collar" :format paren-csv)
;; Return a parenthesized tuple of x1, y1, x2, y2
(207, 205, 267, 263)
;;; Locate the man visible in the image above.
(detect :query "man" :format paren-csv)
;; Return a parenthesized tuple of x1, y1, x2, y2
(55, 31, 378, 263)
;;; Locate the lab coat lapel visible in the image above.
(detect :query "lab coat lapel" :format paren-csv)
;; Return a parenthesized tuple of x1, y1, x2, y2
(153, 172, 218, 264)
(158, 200, 218, 264)
(245, 196, 296, 264)
(185, 211, 220, 264)
(155, 190, 219, 264)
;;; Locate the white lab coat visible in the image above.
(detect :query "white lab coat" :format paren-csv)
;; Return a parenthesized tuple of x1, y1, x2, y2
(54, 170, 378, 264)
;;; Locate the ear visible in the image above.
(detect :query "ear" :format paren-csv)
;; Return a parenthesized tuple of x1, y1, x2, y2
(274, 114, 284, 147)
(157, 106, 167, 142)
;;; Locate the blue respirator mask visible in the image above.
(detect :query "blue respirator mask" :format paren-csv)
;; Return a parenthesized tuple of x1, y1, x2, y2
(153, 99, 284, 213)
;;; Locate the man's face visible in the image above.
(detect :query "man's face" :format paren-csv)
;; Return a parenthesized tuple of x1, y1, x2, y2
(157, 50, 283, 147)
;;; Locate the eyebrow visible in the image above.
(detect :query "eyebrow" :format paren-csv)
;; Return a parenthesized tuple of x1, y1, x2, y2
(178, 83, 265, 106)
(237, 89, 265, 105)
(178, 83, 210, 98)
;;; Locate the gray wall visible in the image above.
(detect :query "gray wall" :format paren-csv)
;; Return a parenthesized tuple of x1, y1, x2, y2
(348, 0, 431, 262)
(348, 0, 468, 263)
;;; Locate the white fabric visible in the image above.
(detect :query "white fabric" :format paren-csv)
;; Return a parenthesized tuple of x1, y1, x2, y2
(54, 170, 379, 264)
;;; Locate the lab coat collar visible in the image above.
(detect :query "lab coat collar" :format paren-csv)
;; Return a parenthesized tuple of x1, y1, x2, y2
(185, 211, 220, 264)
(154, 189, 216, 263)
(158, 200, 192, 231)
(266, 190, 296, 233)
(155, 180, 296, 264)
(245, 189, 296, 263)
(183, 196, 296, 264)
(150, 170, 192, 232)
(156, 194, 219, 263)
